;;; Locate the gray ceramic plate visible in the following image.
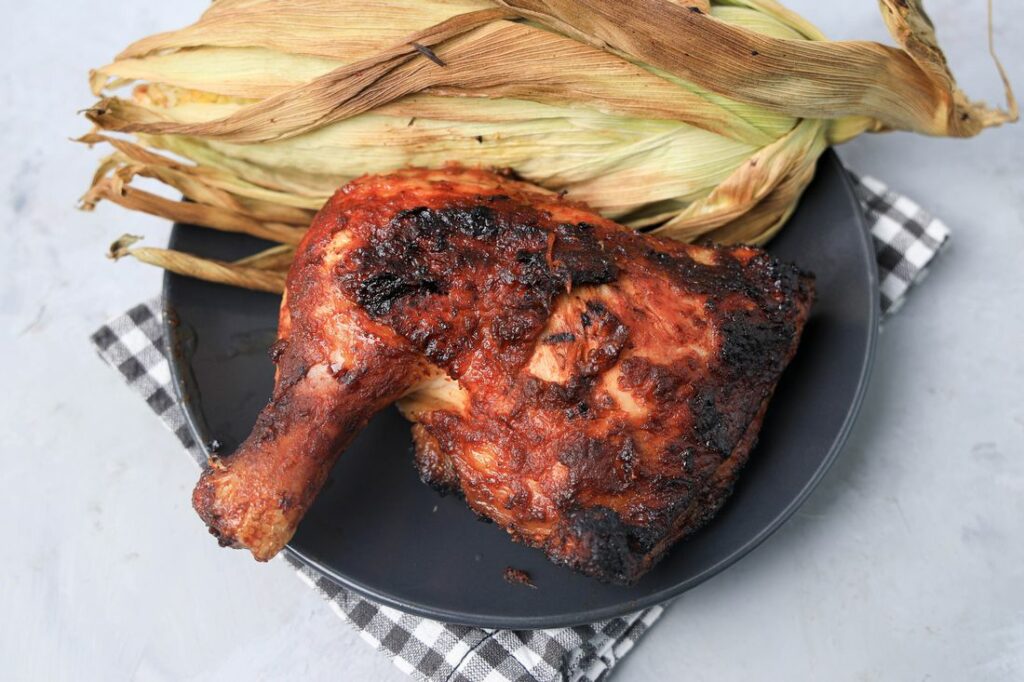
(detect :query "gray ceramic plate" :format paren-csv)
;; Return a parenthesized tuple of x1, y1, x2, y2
(165, 149, 878, 629)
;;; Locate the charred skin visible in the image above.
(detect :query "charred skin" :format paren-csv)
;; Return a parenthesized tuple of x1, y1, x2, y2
(193, 167, 813, 582)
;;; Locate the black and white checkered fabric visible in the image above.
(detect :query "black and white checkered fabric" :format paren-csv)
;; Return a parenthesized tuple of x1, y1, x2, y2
(91, 173, 947, 682)
(853, 175, 950, 315)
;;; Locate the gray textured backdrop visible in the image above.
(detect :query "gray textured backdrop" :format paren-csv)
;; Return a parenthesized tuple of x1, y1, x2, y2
(1, 1, 1021, 680)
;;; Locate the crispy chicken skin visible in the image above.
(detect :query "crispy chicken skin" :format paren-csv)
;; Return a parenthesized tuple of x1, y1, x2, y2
(193, 166, 814, 583)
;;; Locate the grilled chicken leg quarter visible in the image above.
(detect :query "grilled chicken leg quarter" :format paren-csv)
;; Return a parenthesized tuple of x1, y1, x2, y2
(193, 167, 814, 584)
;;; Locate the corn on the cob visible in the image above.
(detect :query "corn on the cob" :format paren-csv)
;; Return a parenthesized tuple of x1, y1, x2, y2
(80, 0, 1016, 290)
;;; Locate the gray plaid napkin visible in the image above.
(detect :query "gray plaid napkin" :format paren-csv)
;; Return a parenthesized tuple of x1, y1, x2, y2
(91, 173, 948, 682)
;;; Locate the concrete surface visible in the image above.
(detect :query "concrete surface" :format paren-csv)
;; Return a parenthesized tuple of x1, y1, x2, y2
(0, 1, 1021, 680)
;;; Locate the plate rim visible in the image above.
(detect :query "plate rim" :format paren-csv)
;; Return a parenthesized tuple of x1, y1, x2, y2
(164, 149, 879, 628)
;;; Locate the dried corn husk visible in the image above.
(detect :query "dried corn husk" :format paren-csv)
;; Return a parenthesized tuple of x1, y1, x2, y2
(81, 0, 1016, 292)
(108, 235, 287, 294)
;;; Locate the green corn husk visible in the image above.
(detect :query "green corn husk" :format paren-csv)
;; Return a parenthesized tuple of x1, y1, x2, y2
(80, 0, 1016, 291)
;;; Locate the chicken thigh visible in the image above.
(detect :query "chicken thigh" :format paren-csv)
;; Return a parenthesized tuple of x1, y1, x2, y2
(193, 167, 813, 583)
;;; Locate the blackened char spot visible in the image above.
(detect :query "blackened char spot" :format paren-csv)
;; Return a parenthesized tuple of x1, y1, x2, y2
(391, 206, 428, 223)
(357, 272, 440, 316)
(720, 314, 793, 377)
(757, 252, 808, 299)
(624, 519, 663, 556)
(569, 263, 617, 287)
(387, 207, 447, 250)
(690, 392, 732, 454)
(646, 248, 674, 267)
(562, 506, 634, 581)
(391, 206, 434, 235)
(465, 206, 498, 237)
(421, 476, 462, 498)
(543, 331, 576, 344)
(337, 366, 368, 386)
(391, 205, 499, 241)
(513, 248, 551, 287)
(357, 273, 409, 315)
(553, 222, 618, 286)
(558, 506, 663, 583)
